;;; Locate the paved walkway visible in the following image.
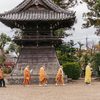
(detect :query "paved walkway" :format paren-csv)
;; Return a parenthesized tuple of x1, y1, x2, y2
(0, 78, 100, 100)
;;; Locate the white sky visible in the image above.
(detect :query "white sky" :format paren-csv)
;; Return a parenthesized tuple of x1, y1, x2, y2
(0, 0, 100, 49)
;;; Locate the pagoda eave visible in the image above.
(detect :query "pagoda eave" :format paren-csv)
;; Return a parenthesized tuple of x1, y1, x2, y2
(0, 17, 75, 29)
(0, 17, 75, 21)
(13, 38, 62, 41)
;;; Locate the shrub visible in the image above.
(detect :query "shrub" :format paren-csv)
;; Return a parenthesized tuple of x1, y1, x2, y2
(63, 62, 82, 79)
(3, 66, 13, 74)
(94, 53, 100, 76)
(4, 62, 15, 68)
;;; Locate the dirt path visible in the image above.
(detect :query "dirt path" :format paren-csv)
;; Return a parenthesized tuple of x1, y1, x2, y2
(0, 78, 100, 100)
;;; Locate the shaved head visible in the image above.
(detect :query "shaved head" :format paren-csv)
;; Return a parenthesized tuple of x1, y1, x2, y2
(88, 63, 91, 66)
(43, 66, 45, 68)
(27, 66, 29, 69)
(60, 66, 63, 68)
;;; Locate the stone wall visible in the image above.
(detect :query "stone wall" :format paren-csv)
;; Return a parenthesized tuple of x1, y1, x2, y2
(12, 47, 60, 76)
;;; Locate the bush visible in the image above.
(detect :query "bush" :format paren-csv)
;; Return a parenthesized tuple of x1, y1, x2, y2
(63, 62, 82, 79)
(3, 66, 13, 74)
(4, 62, 15, 68)
(95, 53, 100, 76)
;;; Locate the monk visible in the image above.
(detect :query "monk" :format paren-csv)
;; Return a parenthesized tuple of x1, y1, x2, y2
(23, 66, 32, 87)
(0, 66, 6, 87)
(85, 63, 92, 85)
(39, 66, 47, 87)
(55, 66, 65, 86)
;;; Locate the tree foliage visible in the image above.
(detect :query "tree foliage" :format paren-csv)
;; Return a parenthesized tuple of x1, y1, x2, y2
(0, 33, 11, 66)
(8, 42, 20, 57)
(76, 42, 84, 59)
(12, 29, 23, 39)
(94, 52, 100, 76)
(54, 28, 72, 37)
(52, 0, 80, 9)
(83, 0, 100, 35)
(56, 40, 78, 65)
(0, 54, 5, 66)
(0, 33, 11, 52)
(52, 0, 79, 38)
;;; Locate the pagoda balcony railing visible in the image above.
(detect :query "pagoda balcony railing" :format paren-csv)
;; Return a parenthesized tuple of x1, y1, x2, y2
(14, 36, 64, 40)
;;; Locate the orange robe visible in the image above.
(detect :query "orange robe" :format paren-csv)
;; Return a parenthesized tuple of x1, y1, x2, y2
(39, 67, 47, 84)
(23, 68, 31, 85)
(0, 69, 3, 79)
(55, 68, 64, 84)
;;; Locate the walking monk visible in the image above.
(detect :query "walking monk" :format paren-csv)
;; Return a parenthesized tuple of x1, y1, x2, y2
(85, 63, 92, 85)
(23, 66, 32, 87)
(55, 66, 65, 86)
(39, 66, 47, 87)
(0, 66, 6, 87)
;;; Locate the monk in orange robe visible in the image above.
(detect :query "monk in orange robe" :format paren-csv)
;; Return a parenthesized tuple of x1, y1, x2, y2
(39, 66, 47, 87)
(55, 66, 65, 86)
(23, 66, 32, 87)
(0, 66, 6, 87)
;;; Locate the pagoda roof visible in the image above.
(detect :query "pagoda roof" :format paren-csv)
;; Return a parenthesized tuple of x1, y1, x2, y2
(0, 0, 75, 21)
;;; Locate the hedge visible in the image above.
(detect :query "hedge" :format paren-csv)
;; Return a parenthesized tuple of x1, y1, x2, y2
(95, 53, 100, 76)
(63, 62, 82, 79)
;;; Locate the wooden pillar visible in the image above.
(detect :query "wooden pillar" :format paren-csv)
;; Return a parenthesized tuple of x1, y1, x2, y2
(36, 24, 39, 37)
(36, 31, 39, 37)
(50, 24, 53, 36)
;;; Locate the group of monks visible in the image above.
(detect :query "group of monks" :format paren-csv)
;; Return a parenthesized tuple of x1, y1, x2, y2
(23, 65, 65, 87)
(0, 63, 92, 87)
(23, 63, 92, 87)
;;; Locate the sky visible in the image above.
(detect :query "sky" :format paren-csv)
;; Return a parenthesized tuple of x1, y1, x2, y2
(0, 0, 100, 49)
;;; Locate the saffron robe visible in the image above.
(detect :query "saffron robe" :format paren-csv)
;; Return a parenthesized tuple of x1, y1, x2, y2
(85, 66, 92, 83)
(23, 68, 31, 85)
(39, 67, 47, 84)
(55, 68, 64, 84)
(0, 69, 3, 79)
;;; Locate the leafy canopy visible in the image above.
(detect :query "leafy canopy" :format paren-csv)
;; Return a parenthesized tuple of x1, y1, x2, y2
(8, 42, 20, 57)
(0, 33, 11, 52)
(83, 0, 100, 35)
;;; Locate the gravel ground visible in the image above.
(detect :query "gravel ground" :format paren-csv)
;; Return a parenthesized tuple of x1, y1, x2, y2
(0, 78, 100, 100)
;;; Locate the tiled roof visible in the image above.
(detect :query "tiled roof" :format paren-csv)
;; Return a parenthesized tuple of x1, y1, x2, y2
(0, 0, 75, 21)
(1, 0, 72, 14)
(0, 11, 75, 21)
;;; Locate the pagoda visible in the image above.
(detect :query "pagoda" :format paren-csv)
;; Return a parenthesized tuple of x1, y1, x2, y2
(0, 0, 75, 84)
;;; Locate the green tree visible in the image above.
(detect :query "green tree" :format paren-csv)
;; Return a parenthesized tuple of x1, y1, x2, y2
(0, 33, 11, 53)
(8, 42, 20, 57)
(80, 53, 90, 70)
(52, 0, 81, 9)
(0, 33, 11, 66)
(54, 28, 72, 38)
(52, 0, 67, 9)
(0, 54, 5, 66)
(83, 0, 100, 35)
(76, 42, 84, 66)
(52, 0, 78, 38)
(77, 42, 84, 59)
(13, 29, 23, 39)
(56, 40, 78, 64)
(56, 50, 61, 58)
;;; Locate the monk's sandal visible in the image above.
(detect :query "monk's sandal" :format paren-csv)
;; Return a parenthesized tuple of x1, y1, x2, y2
(39, 84, 42, 87)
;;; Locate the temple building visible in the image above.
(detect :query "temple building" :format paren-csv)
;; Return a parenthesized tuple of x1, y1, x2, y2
(0, 0, 75, 84)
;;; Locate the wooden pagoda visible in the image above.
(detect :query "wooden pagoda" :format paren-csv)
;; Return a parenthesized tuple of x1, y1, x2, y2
(0, 0, 75, 84)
